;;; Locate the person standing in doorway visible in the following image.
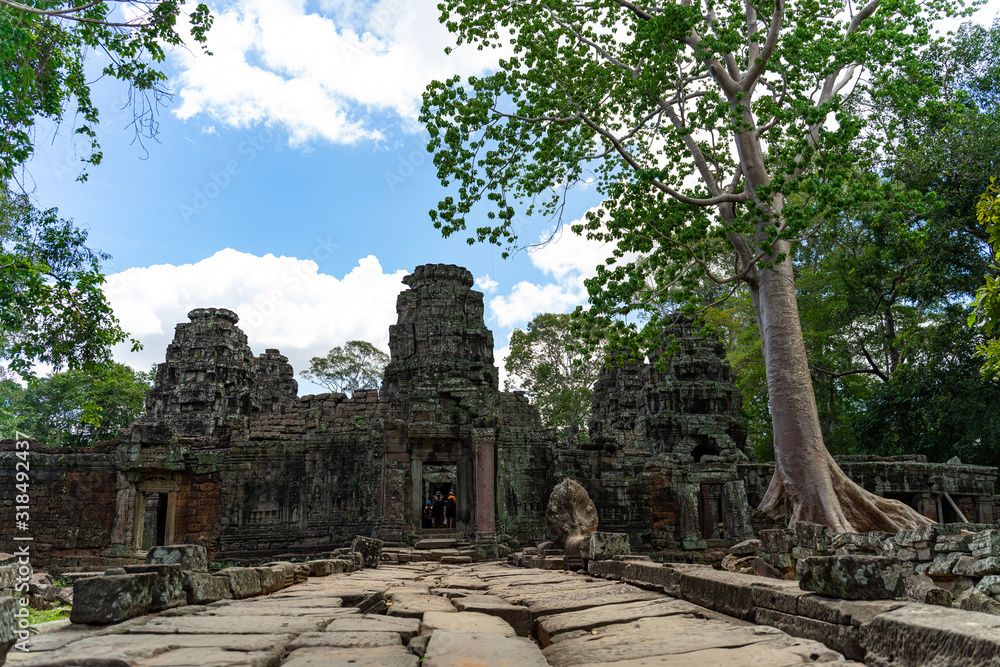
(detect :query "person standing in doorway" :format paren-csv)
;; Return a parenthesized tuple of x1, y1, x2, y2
(446, 489, 457, 530)
(432, 492, 445, 528)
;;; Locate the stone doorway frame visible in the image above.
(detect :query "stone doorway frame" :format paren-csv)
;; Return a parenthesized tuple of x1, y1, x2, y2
(131, 478, 181, 552)
(409, 449, 474, 534)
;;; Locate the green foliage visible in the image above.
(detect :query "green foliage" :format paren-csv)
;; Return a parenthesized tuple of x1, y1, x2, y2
(13, 361, 151, 446)
(25, 603, 71, 626)
(1, 186, 138, 377)
(0, 0, 212, 182)
(0, 368, 23, 436)
(421, 0, 971, 377)
(970, 178, 1000, 376)
(504, 312, 606, 443)
(852, 314, 1000, 469)
(300, 340, 389, 395)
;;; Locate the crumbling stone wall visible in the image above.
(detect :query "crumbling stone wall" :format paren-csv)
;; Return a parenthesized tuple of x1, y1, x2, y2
(0, 441, 119, 570)
(554, 319, 755, 552)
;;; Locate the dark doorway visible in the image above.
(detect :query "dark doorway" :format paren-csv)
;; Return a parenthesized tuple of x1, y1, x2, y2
(141, 492, 169, 550)
(423, 463, 457, 529)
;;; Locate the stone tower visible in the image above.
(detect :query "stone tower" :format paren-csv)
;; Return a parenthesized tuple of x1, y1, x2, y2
(144, 307, 259, 437)
(382, 263, 498, 395)
(589, 316, 751, 461)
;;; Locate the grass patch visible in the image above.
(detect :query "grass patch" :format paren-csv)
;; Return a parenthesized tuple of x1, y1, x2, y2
(26, 604, 71, 625)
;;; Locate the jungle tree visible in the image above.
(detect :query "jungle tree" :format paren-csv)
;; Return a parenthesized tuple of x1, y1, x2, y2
(420, 0, 976, 531)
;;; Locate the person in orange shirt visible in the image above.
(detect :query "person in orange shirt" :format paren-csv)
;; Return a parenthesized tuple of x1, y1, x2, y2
(446, 490, 457, 529)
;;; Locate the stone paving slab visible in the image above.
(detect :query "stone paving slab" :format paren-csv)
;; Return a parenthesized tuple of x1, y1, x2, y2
(419, 610, 516, 637)
(421, 629, 548, 667)
(193, 605, 356, 618)
(8, 560, 866, 666)
(280, 645, 418, 666)
(10, 634, 296, 666)
(137, 645, 282, 666)
(324, 615, 421, 642)
(452, 594, 533, 637)
(535, 597, 710, 647)
(385, 594, 455, 618)
(520, 586, 663, 619)
(542, 617, 844, 667)
(286, 631, 402, 650)
(123, 615, 329, 635)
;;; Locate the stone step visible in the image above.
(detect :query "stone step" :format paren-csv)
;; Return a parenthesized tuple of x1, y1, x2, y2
(414, 538, 459, 550)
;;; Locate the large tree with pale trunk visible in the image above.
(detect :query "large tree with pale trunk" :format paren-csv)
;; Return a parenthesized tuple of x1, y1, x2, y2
(420, 0, 976, 532)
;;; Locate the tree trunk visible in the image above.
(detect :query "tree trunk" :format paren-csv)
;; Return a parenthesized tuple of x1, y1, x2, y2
(749, 248, 931, 533)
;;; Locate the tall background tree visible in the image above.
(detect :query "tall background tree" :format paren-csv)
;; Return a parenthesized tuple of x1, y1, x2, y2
(422, 0, 977, 531)
(301, 341, 390, 396)
(6, 362, 152, 446)
(1, 186, 137, 377)
(1, 1, 211, 379)
(505, 312, 606, 444)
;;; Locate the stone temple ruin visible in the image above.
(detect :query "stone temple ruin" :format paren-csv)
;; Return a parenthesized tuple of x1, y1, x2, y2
(1, 263, 998, 571)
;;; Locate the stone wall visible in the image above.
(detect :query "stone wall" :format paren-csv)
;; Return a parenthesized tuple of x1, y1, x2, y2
(4, 264, 997, 572)
(0, 441, 119, 569)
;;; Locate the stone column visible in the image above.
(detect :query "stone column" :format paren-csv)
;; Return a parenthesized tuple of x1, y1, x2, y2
(473, 428, 496, 546)
(677, 482, 706, 550)
(723, 480, 755, 541)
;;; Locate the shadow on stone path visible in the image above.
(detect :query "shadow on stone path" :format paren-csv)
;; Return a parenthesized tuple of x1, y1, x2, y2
(7, 562, 859, 666)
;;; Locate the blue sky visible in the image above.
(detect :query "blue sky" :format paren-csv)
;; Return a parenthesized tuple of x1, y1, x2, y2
(19, 0, 1000, 393)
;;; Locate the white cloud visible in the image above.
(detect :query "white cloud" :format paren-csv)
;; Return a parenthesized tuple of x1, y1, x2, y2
(487, 210, 618, 328)
(103, 249, 408, 393)
(171, 0, 506, 145)
(475, 274, 498, 293)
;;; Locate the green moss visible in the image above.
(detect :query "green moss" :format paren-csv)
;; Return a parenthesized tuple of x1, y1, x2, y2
(27, 604, 71, 625)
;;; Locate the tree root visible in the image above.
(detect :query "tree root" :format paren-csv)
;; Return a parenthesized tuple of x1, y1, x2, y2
(758, 450, 933, 533)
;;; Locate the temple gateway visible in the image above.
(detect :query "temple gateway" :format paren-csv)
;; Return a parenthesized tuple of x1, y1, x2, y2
(1, 264, 995, 570)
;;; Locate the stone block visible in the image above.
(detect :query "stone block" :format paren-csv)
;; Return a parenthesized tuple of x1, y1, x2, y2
(953, 555, 978, 576)
(753, 607, 863, 661)
(759, 529, 793, 554)
(792, 522, 829, 551)
(123, 563, 185, 611)
(308, 560, 334, 577)
(1, 597, 16, 665)
(974, 556, 1000, 576)
(351, 535, 382, 568)
(970, 529, 1000, 558)
(861, 602, 1000, 666)
(796, 556, 904, 600)
(956, 588, 1000, 615)
(903, 574, 951, 607)
(587, 559, 627, 580)
(70, 572, 155, 624)
(729, 538, 761, 556)
(925, 551, 963, 576)
(419, 610, 516, 637)
(256, 566, 286, 594)
(182, 572, 232, 605)
(215, 567, 262, 599)
(584, 532, 630, 561)
(976, 574, 1000, 597)
(677, 567, 756, 620)
(146, 545, 208, 572)
(453, 595, 532, 637)
(422, 628, 548, 667)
